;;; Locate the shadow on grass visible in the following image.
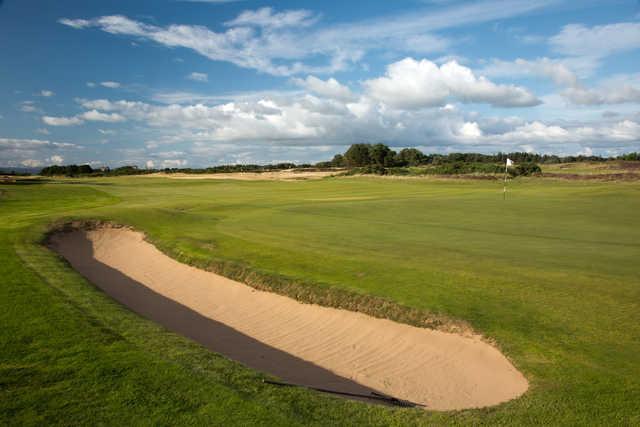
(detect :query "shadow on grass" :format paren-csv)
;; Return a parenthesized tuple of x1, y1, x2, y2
(1, 177, 52, 185)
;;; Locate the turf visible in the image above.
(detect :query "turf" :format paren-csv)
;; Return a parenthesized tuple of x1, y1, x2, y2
(1, 176, 639, 425)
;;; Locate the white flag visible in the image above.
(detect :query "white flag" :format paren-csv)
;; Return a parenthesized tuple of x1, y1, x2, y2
(506, 158, 514, 167)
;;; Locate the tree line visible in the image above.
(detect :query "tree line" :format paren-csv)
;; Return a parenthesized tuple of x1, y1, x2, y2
(317, 143, 637, 168)
(37, 144, 640, 177)
(39, 162, 307, 177)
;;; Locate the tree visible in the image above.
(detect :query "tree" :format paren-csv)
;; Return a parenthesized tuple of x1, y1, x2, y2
(344, 144, 372, 167)
(330, 154, 345, 167)
(368, 143, 397, 167)
(396, 148, 426, 166)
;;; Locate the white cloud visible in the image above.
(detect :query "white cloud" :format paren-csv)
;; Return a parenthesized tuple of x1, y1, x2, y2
(292, 76, 355, 101)
(145, 160, 155, 168)
(484, 120, 640, 144)
(562, 74, 640, 105)
(458, 122, 483, 138)
(161, 159, 188, 168)
(42, 116, 84, 126)
(21, 159, 43, 167)
(40, 90, 55, 97)
(364, 58, 540, 109)
(80, 110, 126, 122)
(403, 34, 451, 54)
(187, 72, 208, 82)
(20, 102, 38, 113)
(98, 129, 115, 135)
(49, 155, 64, 165)
(482, 58, 579, 87)
(87, 82, 97, 88)
(58, 0, 552, 76)
(224, 7, 319, 29)
(0, 137, 77, 167)
(482, 58, 640, 106)
(41, 110, 125, 127)
(36, 128, 50, 135)
(150, 89, 302, 105)
(0, 138, 76, 150)
(101, 81, 121, 88)
(71, 90, 640, 157)
(550, 22, 640, 58)
(578, 146, 593, 156)
(58, 18, 91, 29)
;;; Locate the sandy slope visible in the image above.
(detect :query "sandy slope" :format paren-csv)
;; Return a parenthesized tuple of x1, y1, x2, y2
(49, 227, 528, 410)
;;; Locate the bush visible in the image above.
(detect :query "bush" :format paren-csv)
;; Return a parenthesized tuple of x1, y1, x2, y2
(509, 163, 542, 177)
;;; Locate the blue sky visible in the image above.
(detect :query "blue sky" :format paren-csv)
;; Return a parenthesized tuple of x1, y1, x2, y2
(1, 0, 640, 168)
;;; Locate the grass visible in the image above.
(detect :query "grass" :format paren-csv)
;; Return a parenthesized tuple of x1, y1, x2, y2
(541, 161, 640, 175)
(1, 175, 639, 425)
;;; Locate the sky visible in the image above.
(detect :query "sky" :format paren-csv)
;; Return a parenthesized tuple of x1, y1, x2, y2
(1, 0, 640, 168)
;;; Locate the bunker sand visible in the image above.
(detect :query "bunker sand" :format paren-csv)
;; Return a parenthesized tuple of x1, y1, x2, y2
(49, 227, 528, 410)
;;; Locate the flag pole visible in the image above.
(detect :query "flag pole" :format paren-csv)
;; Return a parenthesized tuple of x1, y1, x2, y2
(503, 159, 508, 200)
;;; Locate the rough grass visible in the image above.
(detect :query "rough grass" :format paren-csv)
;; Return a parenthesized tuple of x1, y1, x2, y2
(1, 176, 639, 425)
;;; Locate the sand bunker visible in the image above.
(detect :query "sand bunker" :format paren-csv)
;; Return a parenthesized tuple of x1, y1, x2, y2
(49, 227, 528, 410)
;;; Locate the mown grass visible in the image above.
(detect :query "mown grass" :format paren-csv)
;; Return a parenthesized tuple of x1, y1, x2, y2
(1, 176, 639, 425)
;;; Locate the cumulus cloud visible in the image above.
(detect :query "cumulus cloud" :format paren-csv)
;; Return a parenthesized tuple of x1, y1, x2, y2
(561, 74, 640, 105)
(483, 56, 640, 107)
(21, 159, 43, 167)
(67, 87, 640, 159)
(80, 110, 126, 122)
(161, 159, 188, 168)
(458, 122, 483, 138)
(364, 58, 540, 109)
(470, 120, 640, 146)
(41, 109, 125, 127)
(40, 90, 55, 97)
(0, 138, 76, 150)
(42, 116, 84, 126)
(292, 76, 355, 101)
(100, 81, 121, 88)
(550, 22, 640, 58)
(187, 72, 208, 82)
(0, 137, 77, 167)
(20, 101, 38, 113)
(49, 155, 64, 165)
(482, 58, 579, 87)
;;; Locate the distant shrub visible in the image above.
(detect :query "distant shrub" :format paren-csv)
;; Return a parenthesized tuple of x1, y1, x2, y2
(509, 163, 542, 177)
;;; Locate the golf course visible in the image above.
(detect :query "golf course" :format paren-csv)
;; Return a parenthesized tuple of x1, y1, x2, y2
(1, 174, 639, 425)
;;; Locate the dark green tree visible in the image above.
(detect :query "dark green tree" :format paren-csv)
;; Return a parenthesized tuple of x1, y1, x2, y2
(396, 148, 427, 166)
(331, 154, 345, 167)
(344, 144, 372, 167)
(368, 143, 397, 167)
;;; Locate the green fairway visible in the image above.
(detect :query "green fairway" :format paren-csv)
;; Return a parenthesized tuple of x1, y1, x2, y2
(1, 176, 639, 425)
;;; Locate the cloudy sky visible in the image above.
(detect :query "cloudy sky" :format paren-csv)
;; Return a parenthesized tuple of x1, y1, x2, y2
(1, 0, 640, 168)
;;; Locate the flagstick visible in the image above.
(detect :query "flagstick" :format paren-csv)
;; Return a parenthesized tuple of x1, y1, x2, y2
(503, 161, 508, 200)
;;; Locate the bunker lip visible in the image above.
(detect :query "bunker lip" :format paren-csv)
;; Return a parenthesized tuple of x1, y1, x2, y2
(48, 225, 529, 411)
